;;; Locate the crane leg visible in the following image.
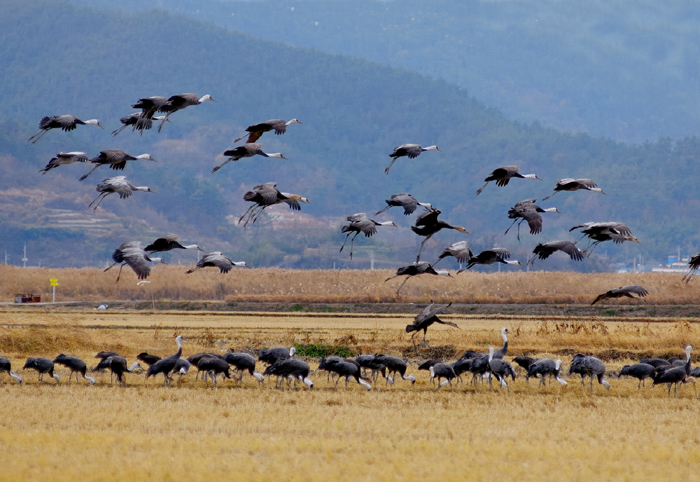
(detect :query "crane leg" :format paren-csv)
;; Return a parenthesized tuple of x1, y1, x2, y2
(111, 124, 128, 136)
(89, 193, 111, 212)
(114, 263, 125, 284)
(384, 157, 397, 174)
(503, 218, 519, 236)
(516, 220, 524, 242)
(540, 191, 557, 201)
(78, 163, 101, 182)
(348, 232, 360, 260)
(421, 330, 430, 348)
(396, 276, 411, 296)
(157, 114, 170, 133)
(238, 204, 258, 226)
(339, 232, 352, 253)
(416, 234, 432, 262)
(476, 181, 489, 196)
(28, 129, 49, 144)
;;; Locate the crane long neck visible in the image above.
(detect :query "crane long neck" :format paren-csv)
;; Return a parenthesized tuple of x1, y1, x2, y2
(9, 372, 22, 384)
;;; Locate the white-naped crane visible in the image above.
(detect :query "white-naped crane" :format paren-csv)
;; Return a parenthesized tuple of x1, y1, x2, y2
(238, 182, 310, 228)
(223, 352, 265, 384)
(87, 176, 154, 212)
(591, 285, 648, 305)
(653, 345, 693, 396)
(145, 235, 202, 253)
(526, 358, 567, 388)
(530, 240, 585, 266)
(570, 353, 610, 393)
(146, 335, 184, 386)
(569, 222, 639, 256)
(157, 93, 215, 131)
(487, 347, 516, 391)
(28, 115, 102, 144)
(263, 358, 314, 390)
(319, 358, 372, 391)
(457, 248, 523, 272)
(433, 240, 473, 268)
(376, 193, 433, 216)
(682, 253, 700, 283)
(111, 112, 169, 136)
(259, 346, 296, 366)
(131, 96, 170, 133)
(92, 356, 141, 387)
(104, 241, 162, 283)
(185, 252, 248, 274)
(23, 357, 60, 384)
(198, 356, 232, 388)
(504, 198, 560, 241)
(404, 301, 458, 350)
(411, 208, 470, 262)
(339, 213, 397, 260)
(79, 149, 157, 182)
(385, 262, 452, 296)
(212, 143, 287, 173)
(234, 118, 302, 144)
(187, 353, 224, 380)
(618, 363, 655, 389)
(430, 363, 458, 391)
(542, 178, 605, 201)
(53, 354, 95, 385)
(39, 152, 88, 174)
(0, 357, 22, 384)
(373, 354, 416, 386)
(476, 165, 541, 195)
(385, 144, 442, 174)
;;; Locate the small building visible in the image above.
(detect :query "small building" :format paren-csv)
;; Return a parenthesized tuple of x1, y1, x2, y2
(14, 293, 41, 303)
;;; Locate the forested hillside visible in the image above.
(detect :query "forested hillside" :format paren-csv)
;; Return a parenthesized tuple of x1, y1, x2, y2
(0, 0, 698, 271)
(66, 0, 700, 143)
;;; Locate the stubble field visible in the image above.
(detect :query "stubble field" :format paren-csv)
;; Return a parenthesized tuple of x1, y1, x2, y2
(1, 310, 700, 481)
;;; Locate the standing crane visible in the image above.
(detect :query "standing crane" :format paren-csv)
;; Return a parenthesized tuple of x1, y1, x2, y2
(429, 363, 458, 391)
(238, 182, 310, 228)
(212, 143, 287, 173)
(39, 152, 88, 174)
(0, 357, 22, 384)
(570, 354, 610, 393)
(146, 335, 184, 386)
(223, 352, 265, 383)
(403, 301, 459, 350)
(339, 213, 397, 260)
(476, 165, 541, 195)
(87, 176, 154, 211)
(79, 150, 157, 182)
(53, 354, 95, 385)
(487, 347, 516, 391)
(376, 193, 433, 216)
(526, 358, 567, 388)
(157, 93, 215, 131)
(385, 144, 442, 174)
(618, 363, 655, 389)
(542, 178, 605, 201)
(234, 118, 302, 143)
(653, 345, 693, 396)
(384, 262, 452, 296)
(23, 358, 60, 384)
(185, 252, 248, 274)
(28, 115, 102, 144)
(504, 199, 560, 241)
(92, 356, 141, 387)
(411, 208, 470, 262)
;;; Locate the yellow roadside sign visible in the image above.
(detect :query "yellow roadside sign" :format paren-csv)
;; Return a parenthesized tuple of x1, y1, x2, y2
(50, 278, 59, 286)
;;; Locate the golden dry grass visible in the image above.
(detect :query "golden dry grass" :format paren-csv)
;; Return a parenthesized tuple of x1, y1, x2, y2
(1, 311, 700, 480)
(1, 265, 699, 304)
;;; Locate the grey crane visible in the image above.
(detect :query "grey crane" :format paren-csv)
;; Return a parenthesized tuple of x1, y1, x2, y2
(411, 208, 470, 262)
(569, 222, 640, 256)
(79, 150, 157, 182)
(682, 253, 700, 283)
(224, 352, 265, 383)
(259, 346, 296, 366)
(487, 347, 516, 391)
(93, 350, 122, 383)
(111, 112, 169, 136)
(526, 358, 567, 388)
(318, 356, 346, 384)
(104, 241, 162, 283)
(512, 356, 537, 372)
(571, 354, 610, 392)
(234, 118, 302, 144)
(355, 355, 389, 383)
(493, 327, 510, 359)
(198, 356, 232, 388)
(376, 193, 432, 216)
(385, 144, 442, 174)
(238, 182, 310, 228)
(372, 354, 415, 385)
(476, 165, 541, 195)
(403, 301, 459, 350)
(639, 357, 671, 369)
(531, 240, 585, 266)
(263, 358, 313, 390)
(136, 352, 162, 366)
(39, 152, 88, 174)
(417, 359, 441, 384)
(173, 358, 191, 378)
(320, 358, 372, 391)
(23, 357, 60, 384)
(618, 363, 655, 389)
(0, 357, 22, 384)
(28, 115, 102, 144)
(446, 358, 473, 387)
(53, 354, 95, 385)
(462, 328, 510, 385)
(385, 262, 452, 297)
(433, 241, 472, 268)
(592, 285, 648, 305)
(339, 213, 397, 260)
(131, 96, 170, 133)
(187, 353, 225, 380)
(157, 93, 215, 131)
(430, 363, 458, 390)
(145, 235, 202, 253)
(185, 252, 247, 274)
(212, 143, 287, 173)
(541, 178, 605, 201)
(653, 345, 693, 396)
(457, 249, 523, 272)
(92, 356, 141, 387)
(145, 335, 184, 386)
(504, 199, 560, 241)
(88, 176, 154, 211)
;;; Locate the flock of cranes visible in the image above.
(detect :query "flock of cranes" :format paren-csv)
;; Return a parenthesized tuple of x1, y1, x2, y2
(2, 325, 696, 398)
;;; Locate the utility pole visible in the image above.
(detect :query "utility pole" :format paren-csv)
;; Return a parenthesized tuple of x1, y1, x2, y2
(22, 244, 27, 268)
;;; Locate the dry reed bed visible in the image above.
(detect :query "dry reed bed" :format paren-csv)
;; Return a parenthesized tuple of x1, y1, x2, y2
(1, 265, 699, 304)
(1, 316, 700, 481)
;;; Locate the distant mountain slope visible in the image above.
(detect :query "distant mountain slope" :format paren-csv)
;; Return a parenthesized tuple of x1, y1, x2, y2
(65, 0, 700, 144)
(0, 0, 698, 271)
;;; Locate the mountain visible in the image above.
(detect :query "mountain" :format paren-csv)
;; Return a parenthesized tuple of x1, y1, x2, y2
(0, 0, 698, 272)
(65, 0, 700, 144)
